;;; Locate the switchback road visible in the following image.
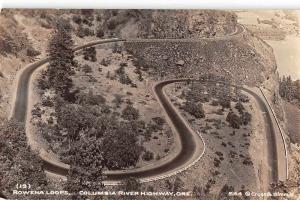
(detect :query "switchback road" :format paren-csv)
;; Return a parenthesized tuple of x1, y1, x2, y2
(10, 34, 287, 185)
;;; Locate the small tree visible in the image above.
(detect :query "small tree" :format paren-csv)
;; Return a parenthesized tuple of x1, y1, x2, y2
(226, 111, 241, 129)
(142, 150, 154, 161)
(182, 101, 205, 118)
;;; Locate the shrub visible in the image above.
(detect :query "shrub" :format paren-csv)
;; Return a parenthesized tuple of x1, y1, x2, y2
(211, 100, 219, 106)
(32, 106, 42, 117)
(96, 15, 101, 22)
(72, 15, 82, 24)
(76, 26, 94, 38)
(26, 47, 41, 57)
(219, 96, 231, 108)
(144, 129, 152, 141)
(47, 117, 54, 124)
(152, 117, 165, 127)
(243, 158, 253, 165)
(100, 58, 111, 66)
(235, 101, 244, 113)
(102, 124, 142, 170)
(142, 151, 154, 161)
(240, 111, 251, 125)
(41, 97, 54, 107)
(76, 91, 106, 106)
(121, 105, 139, 121)
(226, 111, 241, 129)
(182, 101, 205, 118)
(112, 94, 123, 108)
(96, 28, 104, 38)
(82, 64, 92, 73)
(120, 62, 128, 67)
(83, 47, 97, 62)
(107, 18, 118, 30)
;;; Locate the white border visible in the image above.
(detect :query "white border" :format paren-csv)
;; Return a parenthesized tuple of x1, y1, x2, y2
(1, 0, 300, 9)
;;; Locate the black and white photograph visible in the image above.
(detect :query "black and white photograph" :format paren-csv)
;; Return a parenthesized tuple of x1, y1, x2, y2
(0, 7, 299, 200)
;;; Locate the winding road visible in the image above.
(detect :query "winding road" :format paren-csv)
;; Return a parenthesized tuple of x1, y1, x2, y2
(10, 35, 287, 186)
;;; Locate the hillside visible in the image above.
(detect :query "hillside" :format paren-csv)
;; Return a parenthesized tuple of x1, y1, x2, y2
(0, 9, 285, 199)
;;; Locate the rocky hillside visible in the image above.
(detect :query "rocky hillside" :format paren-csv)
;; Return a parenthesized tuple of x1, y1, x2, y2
(125, 26, 277, 87)
(0, 9, 278, 120)
(148, 10, 237, 39)
(0, 10, 42, 119)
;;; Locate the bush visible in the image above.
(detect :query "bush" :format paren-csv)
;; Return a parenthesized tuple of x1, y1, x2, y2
(96, 15, 101, 22)
(243, 158, 253, 165)
(142, 151, 154, 161)
(82, 64, 92, 73)
(120, 62, 128, 67)
(100, 58, 111, 66)
(83, 47, 97, 62)
(107, 18, 118, 30)
(37, 72, 49, 90)
(226, 111, 241, 129)
(240, 111, 251, 125)
(215, 109, 223, 115)
(112, 94, 123, 108)
(102, 123, 142, 170)
(76, 26, 94, 38)
(235, 101, 244, 113)
(96, 28, 104, 38)
(72, 15, 82, 24)
(219, 96, 231, 108)
(152, 117, 165, 128)
(32, 106, 42, 118)
(26, 47, 41, 57)
(41, 97, 54, 107)
(116, 67, 133, 85)
(211, 100, 219, 106)
(76, 91, 106, 106)
(121, 105, 139, 121)
(182, 101, 205, 118)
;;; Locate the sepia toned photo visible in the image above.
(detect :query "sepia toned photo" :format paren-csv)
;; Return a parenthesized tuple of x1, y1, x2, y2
(0, 9, 299, 199)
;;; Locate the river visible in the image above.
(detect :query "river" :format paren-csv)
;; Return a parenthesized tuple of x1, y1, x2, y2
(236, 10, 300, 80)
(266, 36, 300, 80)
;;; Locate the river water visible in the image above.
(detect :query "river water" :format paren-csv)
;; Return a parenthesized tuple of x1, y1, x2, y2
(236, 10, 300, 80)
(266, 36, 300, 80)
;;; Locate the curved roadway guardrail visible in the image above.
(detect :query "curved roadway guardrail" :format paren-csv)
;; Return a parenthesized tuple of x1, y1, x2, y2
(259, 88, 289, 180)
